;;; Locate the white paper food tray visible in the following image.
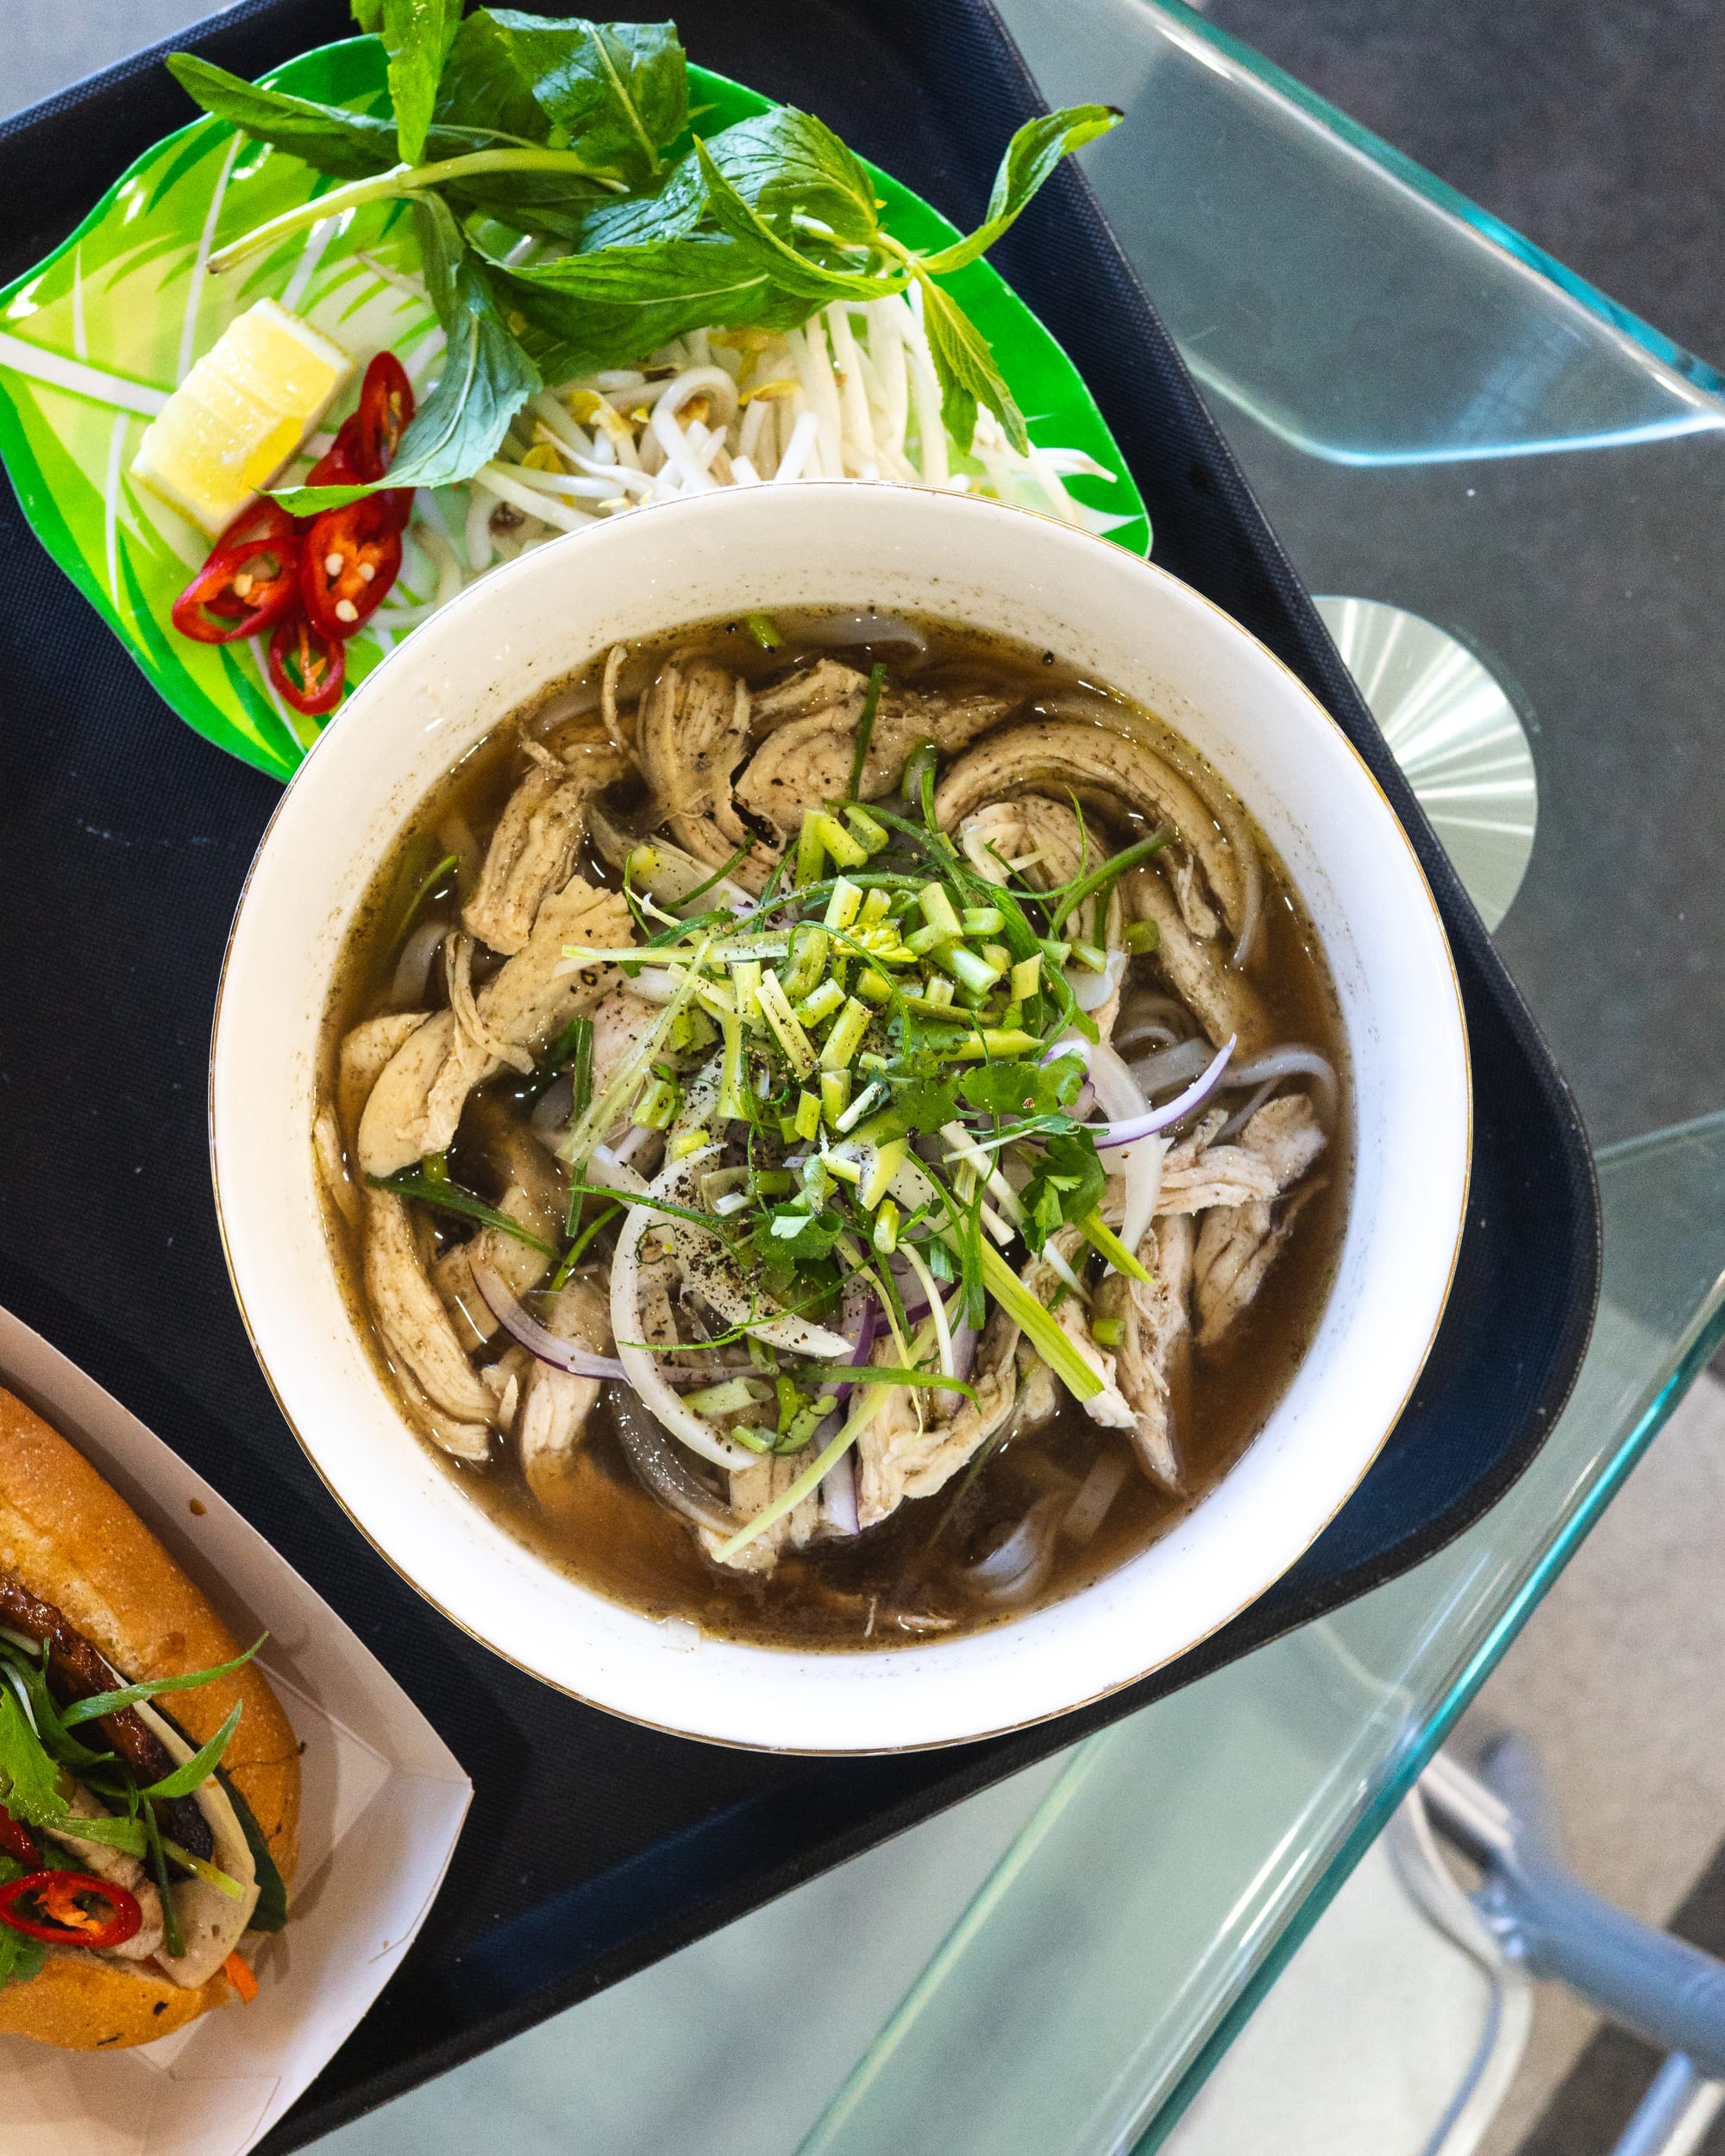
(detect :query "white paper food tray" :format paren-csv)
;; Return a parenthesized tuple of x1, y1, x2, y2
(0, 1304, 473, 2156)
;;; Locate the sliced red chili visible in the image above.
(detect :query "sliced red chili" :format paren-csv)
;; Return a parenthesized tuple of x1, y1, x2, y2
(0, 1870, 143, 1950)
(171, 536, 301, 644)
(354, 351, 415, 478)
(268, 605, 346, 717)
(213, 496, 302, 556)
(302, 495, 403, 638)
(0, 1808, 38, 1869)
(303, 411, 367, 492)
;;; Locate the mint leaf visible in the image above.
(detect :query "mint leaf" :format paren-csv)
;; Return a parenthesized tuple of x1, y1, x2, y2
(703, 107, 881, 243)
(167, 54, 400, 181)
(695, 138, 903, 304)
(135, 1702, 243, 1802)
(915, 271, 1026, 453)
(474, 14, 687, 188)
(380, 0, 464, 166)
(276, 195, 540, 512)
(919, 106, 1121, 276)
(483, 229, 805, 379)
(350, 0, 385, 28)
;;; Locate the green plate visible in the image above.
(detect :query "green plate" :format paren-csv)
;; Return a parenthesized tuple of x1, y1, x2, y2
(0, 40, 1150, 783)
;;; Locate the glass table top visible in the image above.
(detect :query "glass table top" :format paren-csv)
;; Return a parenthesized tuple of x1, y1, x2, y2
(13, 3, 1725, 2148)
(783, 3, 1725, 2149)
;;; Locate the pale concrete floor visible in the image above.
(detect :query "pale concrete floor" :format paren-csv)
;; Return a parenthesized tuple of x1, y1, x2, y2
(1458, 1365, 1725, 2153)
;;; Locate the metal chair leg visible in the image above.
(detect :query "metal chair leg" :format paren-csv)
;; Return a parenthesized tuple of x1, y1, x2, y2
(1419, 1740, 1725, 2149)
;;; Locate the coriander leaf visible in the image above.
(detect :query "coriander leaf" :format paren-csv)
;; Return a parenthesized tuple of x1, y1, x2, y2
(918, 105, 1122, 275)
(695, 138, 904, 304)
(893, 1075, 961, 1131)
(750, 1205, 846, 1263)
(166, 54, 400, 181)
(0, 1918, 45, 1990)
(380, 0, 465, 166)
(0, 1680, 69, 1832)
(914, 269, 1026, 453)
(136, 1702, 243, 1802)
(276, 194, 540, 511)
(1019, 1128, 1107, 1253)
(958, 1059, 1082, 1119)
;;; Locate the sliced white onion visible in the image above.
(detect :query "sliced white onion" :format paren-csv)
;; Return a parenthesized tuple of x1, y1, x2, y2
(1120, 1134, 1168, 1260)
(965, 1493, 1064, 1606)
(1061, 1451, 1128, 1547)
(391, 918, 448, 1004)
(819, 1451, 860, 1536)
(1068, 950, 1128, 1013)
(611, 1383, 738, 1535)
(787, 609, 927, 656)
(471, 1263, 630, 1382)
(609, 1178, 761, 1470)
(530, 1073, 574, 1146)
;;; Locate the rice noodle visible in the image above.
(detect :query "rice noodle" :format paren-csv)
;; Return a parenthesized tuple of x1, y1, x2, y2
(965, 1493, 1064, 1606)
(1220, 1045, 1339, 1125)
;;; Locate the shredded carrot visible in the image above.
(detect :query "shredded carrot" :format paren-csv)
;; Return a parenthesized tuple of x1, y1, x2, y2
(223, 1951, 259, 2004)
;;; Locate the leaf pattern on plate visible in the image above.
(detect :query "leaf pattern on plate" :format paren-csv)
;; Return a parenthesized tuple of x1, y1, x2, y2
(0, 37, 1149, 782)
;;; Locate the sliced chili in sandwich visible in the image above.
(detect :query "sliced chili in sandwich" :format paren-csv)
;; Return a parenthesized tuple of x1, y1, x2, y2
(0, 1871, 143, 1951)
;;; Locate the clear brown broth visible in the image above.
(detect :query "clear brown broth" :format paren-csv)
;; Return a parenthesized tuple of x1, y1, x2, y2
(321, 610, 1351, 1650)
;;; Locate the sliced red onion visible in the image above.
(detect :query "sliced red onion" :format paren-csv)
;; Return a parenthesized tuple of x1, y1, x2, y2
(1089, 1037, 1235, 1150)
(950, 1321, 979, 1387)
(471, 1262, 630, 1382)
(819, 1451, 860, 1537)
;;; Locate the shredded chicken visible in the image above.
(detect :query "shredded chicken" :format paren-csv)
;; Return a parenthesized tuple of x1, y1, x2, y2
(363, 1191, 494, 1458)
(1123, 863, 1270, 1054)
(856, 1303, 1025, 1529)
(435, 1127, 565, 1350)
(701, 1451, 822, 1573)
(636, 656, 775, 887)
(736, 661, 1009, 842)
(957, 794, 1128, 1037)
(1022, 1229, 1138, 1437)
(463, 733, 630, 955)
(1092, 1214, 1193, 1489)
(518, 1276, 614, 1511)
(358, 877, 631, 1177)
(934, 719, 1245, 941)
(1191, 1095, 1327, 1343)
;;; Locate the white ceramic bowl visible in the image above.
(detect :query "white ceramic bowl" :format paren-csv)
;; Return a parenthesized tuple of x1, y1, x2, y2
(211, 483, 1469, 1752)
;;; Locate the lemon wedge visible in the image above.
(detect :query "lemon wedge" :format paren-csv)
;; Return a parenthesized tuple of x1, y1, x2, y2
(132, 301, 353, 537)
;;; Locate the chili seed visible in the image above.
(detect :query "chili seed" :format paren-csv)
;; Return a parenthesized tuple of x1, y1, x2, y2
(323, 552, 344, 577)
(335, 599, 359, 623)
(358, 561, 376, 582)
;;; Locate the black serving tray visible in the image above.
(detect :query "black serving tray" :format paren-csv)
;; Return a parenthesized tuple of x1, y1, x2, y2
(0, 0, 1599, 2142)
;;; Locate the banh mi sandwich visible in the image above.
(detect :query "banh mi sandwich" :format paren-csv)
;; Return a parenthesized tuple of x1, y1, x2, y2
(0, 1384, 299, 2048)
